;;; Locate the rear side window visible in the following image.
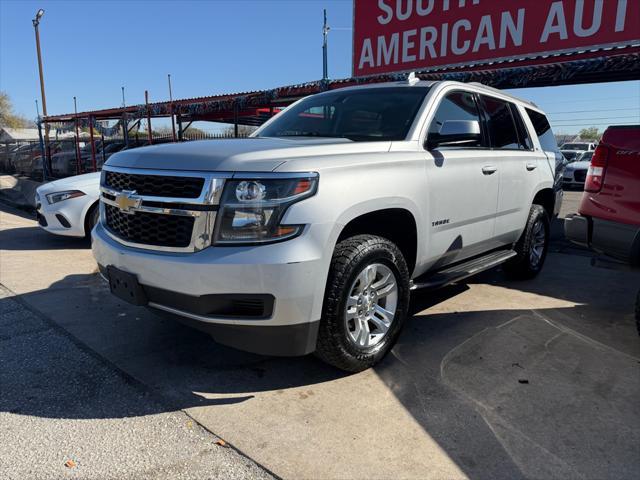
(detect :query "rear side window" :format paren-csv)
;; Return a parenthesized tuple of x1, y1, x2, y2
(480, 95, 520, 150)
(428, 91, 484, 148)
(526, 108, 558, 152)
(510, 105, 534, 150)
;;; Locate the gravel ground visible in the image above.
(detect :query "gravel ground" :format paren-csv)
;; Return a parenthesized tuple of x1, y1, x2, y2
(0, 286, 274, 480)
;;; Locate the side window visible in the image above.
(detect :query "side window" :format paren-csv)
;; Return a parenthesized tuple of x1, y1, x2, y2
(428, 91, 483, 148)
(525, 108, 558, 152)
(510, 105, 534, 150)
(481, 95, 520, 150)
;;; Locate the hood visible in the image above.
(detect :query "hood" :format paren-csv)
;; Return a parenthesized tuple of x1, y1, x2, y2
(105, 137, 391, 172)
(564, 160, 591, 170)
(37, 171, 100, 193)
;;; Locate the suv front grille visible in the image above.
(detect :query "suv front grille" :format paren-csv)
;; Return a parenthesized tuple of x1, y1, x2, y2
(105, 204, 195, 248)
(104, 171, 204, 198)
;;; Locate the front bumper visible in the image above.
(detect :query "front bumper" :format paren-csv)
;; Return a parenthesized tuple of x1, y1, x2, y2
(35, 192, 87, 237)
(92, 222, 332, 356)
(565, 214, 640, 265)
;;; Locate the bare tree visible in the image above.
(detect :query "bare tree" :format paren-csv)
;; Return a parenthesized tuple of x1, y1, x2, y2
(0, 92, 33, 128)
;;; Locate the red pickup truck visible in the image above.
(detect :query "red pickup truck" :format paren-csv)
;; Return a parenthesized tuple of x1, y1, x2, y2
(564, 125, 640, 331)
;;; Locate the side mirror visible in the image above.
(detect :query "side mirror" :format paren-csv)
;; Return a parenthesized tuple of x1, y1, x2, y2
(427, 120, 481, 149)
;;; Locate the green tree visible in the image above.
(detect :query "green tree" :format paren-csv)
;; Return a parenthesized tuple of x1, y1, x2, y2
(0, 92, 32, 128)
(578, 127, 600, 141)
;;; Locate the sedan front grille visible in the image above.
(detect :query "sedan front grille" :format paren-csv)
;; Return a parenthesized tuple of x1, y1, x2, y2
(105, 204, 195, 248)
(574, 170, 587, 182)
(104, 171, 204, 198)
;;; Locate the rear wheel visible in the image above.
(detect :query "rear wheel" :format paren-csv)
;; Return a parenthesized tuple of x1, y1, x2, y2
(316, 235, 410, 372)
(504, 204, 550, 279)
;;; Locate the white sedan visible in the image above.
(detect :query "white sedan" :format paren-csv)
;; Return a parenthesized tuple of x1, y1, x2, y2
(35, 172, 101, 237)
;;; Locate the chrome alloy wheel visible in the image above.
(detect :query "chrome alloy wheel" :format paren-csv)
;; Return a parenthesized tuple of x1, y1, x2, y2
(530, 219, 546, 267)
(344, 263, 398, 349)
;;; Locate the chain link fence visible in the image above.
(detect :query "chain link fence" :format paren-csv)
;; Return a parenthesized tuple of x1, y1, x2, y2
(0, 131, 249, 182)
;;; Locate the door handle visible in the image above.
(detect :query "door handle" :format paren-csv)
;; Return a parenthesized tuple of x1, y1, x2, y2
(526, 163, 537, 171)
(482, 165, 498, 175)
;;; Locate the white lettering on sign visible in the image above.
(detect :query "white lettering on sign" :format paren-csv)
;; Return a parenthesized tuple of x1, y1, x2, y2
(358, 0, 636, 73)
(402, 29, 418, 62)
(615, 0, 628, 32)
(500, 9, 525, 48)
(416, 0, 435, 16)
(419, 26, 438, 59)
(378, 33, 400, 65)
(473, 15, 496, 52)
(574, 0, 603, 37)
(452, 19, 472, 55)
(540, 1, 568, 43)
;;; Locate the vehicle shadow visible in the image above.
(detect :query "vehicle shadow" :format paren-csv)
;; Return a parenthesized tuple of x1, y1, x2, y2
(2, 247, 639, 479)
(0, 225, 90, 250)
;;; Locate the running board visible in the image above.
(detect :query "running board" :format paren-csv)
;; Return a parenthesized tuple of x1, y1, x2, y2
(410, 250, 517, 291)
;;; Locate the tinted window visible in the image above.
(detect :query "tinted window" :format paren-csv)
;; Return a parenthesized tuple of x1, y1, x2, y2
(526, 108, 558, 152)
(510, 105, 533, 150)
(258, 87, 430, 142)
(481, 96, 520, 150)
(428, 91, 483, 148)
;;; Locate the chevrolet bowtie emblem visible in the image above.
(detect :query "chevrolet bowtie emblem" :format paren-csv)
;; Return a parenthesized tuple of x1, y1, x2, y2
(115, 190, 142, 213)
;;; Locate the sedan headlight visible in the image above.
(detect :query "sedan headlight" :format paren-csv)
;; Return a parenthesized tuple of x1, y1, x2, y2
(46, 190, 85, 204)
(215, 175, 318, 244)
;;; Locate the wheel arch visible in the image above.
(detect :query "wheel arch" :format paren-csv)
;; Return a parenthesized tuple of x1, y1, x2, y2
(83, 200, 100, 237)
(531, 187, 556, 219)
(335, 206, 419, 276)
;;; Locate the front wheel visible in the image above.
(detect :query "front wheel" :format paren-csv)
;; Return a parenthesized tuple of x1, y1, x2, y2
(504, 204, 550, 279)
(315, 235, 411, 372)
(85, 204, 100, 238)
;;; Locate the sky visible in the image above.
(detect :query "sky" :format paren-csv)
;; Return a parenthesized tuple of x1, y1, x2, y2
(1, 0, 639, 135)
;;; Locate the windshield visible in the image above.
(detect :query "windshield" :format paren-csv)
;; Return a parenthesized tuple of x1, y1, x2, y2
(257, 87, 430, 142)
(562, 143, 589, 150)
(579, 151, 593, 162)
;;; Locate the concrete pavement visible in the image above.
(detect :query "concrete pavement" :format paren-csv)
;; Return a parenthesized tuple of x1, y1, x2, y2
(1, 193, 639, 479)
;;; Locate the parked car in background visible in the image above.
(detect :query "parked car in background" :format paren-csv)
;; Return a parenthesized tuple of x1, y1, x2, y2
(560, 141, 596, 163)
(564, 125, 640, 332)
(12, 143, 41, 176)
(83, 141, 126, 172)
(50, 142, 96, 178)
(2, 143, 29, 173)
(562, 151, 594, 189)
(93, 80, 562, 371)
(35, 171, 101, 238)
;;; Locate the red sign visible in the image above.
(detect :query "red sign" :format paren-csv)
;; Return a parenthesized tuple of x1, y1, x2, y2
(353, 0, 640, 76)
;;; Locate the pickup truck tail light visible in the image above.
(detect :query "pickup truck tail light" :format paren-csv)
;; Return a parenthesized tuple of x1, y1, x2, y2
(584, 145, 608, 193)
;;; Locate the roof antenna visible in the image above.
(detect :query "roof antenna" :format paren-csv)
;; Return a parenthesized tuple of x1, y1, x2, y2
(407, 72, 419, 85)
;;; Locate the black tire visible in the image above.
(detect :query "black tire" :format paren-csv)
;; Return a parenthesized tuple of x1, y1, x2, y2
(84, 203, 100, 238)
(504, 204, 550, 279)
(315, 234, 411, 372)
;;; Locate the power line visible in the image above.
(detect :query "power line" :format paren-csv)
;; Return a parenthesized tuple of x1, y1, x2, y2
(551, 115, 640, 123)
(550, 121, 639, 127)
(547, 107, 640, 115)
(535, 95, 640, 105)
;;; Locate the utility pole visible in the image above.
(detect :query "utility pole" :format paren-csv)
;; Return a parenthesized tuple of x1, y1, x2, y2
(322, 9, 330, 81)
(32, 8, 50, 176)
(168, 74, 177, 142)
(121, 86, 129, 147)
(73, 96, 82, 174)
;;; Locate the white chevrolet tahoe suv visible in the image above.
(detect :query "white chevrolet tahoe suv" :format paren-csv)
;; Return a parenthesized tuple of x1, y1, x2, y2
(92, 80, 563, 372)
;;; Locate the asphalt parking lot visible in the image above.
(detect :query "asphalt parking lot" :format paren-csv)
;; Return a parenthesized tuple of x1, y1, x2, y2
(1, 191, 639, 479)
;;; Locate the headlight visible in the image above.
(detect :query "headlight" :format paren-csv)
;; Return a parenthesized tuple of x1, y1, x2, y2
(215, 175, 318, 244)
(46, 190, 85, 204)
